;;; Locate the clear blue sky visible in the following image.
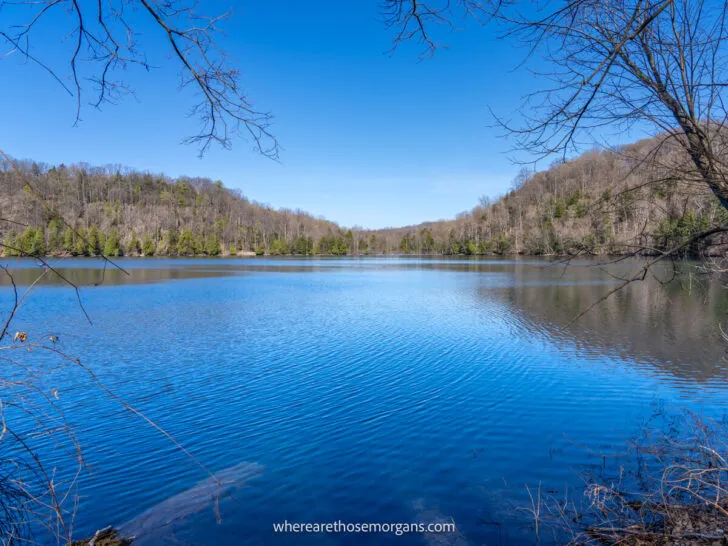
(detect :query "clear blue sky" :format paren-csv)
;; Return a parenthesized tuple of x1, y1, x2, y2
(0, 1, 624, 228)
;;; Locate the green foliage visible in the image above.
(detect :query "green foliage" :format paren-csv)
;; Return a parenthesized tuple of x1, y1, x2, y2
(493, 234, 512, 255)
(104, 228, 122, 257)
(4, 140, 728, 260)
(158, 229, 177, 256)
(214, 219, 225, 235)
(331, 238, 349, 255)
(88, 225, 102, 256)
(445, 236, 463, 255)
(47, 219, 63, 252)
(32, 229, 46, 256)
(73, 228, 89, 256)
(655, 208, 704, 255)
(566, 189, 582, 207)
(63, 227, 75, 253)
(16, 227, 46, 256)
(2, 230, 19, 256)
(358, 237, 369, 254)
(128, 233, 142, 256)
(464, 240, 479, 255)
(204, 233, 221, 256)
(142, 235, 156, 256)
(575, 201, 587, 218)
(420, 228, 435, 252)
(177, 230, 196, 256)
(254, 245, 265, 256)
(228, 243, 238, 256)
(291, 236, 313, 255)
(269, 237, 289, 255)
(399, 233, 415, 254)
(316, 235, 348, 255)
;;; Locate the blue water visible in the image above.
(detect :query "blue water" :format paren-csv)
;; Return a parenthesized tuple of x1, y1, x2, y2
(3, 257, 728, 545)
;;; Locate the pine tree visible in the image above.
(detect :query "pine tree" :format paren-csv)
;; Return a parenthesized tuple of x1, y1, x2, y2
(128, 232, 141, 256)
(19, 227, 37, 255)
(2, 230, 18, 256)
(104, 228, 122, 256)
(74, 228, 89, 256)
(177, 230, 196, 255)
(47, 219, 62, 253)
(63, 227, 75, 253)
(88, 225, 101, 256)
(142, 235, 156, 256)
(30, 228, 46, 256)
(204, 233, 221, 256)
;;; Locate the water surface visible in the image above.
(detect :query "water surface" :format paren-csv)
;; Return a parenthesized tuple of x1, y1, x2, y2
(3, 257, 727, 544)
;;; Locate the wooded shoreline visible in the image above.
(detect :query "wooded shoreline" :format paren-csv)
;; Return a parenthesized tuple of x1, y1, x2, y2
(3, 132, 728, 261)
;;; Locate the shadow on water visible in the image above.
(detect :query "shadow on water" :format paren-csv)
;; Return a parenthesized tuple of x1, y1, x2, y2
(119, 461, 263, 544)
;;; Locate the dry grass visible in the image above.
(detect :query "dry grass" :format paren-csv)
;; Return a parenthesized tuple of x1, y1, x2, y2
(533, 411, 728, 545)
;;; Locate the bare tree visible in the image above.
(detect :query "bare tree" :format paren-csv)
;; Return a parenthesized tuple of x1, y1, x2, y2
(0, 0, 277, 157)
(385, 0, 728, 213)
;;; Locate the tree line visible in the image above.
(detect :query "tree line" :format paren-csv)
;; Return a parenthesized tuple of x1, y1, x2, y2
(2, 136, 727, 259)
(0, 159, 355, 257)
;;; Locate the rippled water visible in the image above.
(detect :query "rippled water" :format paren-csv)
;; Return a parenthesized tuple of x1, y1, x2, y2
(3, 257, 728, 545)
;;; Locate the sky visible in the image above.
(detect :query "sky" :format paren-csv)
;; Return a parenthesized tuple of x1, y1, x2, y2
(0, 1, 607, 228)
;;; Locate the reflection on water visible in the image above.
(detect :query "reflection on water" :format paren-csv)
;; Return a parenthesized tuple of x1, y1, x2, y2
(3, 257, 727, 545)
(0, 259, 244, 286)
(486, 262, 728, 382)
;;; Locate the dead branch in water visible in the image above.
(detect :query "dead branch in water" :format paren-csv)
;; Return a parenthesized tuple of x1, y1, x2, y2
(530, 411, 728, 545)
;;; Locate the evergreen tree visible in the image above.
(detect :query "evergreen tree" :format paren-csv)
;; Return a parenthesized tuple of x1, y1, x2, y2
(88, 225, 101, 256)
(177, 230, 196, 255)
(269, 238, 288, 255)
(330, 237, 348, 255)
(160, 229, 178, 256)
(30, 228, 46, 256)
(104, 228, 122, 256)
(17, 227, 37, 255)
(142, 235, 156, 256)
(291, 236, 313, 255)
(315, 235, 330, 254)
(63, 227, 75, 253)
(47, 219, 62, 252)
(358, 237, 369, 255)
(399, 236, 411, 254)
(2, 230, 18, 256)
(128, 232, 142, 255)
(420, 229, 434, 253)
(204, 233, 221, 256)
(74, 228, 89, 256)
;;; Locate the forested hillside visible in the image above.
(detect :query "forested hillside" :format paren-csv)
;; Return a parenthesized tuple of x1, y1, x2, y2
(2, 135, 727, 258)
(365, 136, 728, 256)
(0, 160, 351, 257)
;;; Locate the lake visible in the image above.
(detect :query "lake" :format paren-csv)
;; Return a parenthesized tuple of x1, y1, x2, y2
(3, 257, 728, 545)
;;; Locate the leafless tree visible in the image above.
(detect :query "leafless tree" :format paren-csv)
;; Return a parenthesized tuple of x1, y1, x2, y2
(385, 0, 728, 213)
(0, 0, 277, 157)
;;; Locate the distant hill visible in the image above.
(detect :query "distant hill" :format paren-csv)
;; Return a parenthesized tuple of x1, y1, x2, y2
(362, 135, 728, 256)
(2, 137, 727, 257)
(0, 159, 348, 257)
